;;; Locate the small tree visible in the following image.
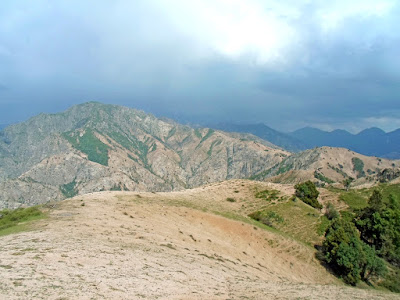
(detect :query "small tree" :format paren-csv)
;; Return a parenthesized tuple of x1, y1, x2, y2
(343, 177, 354, 191)
(325, 202, 340, 220)
(294, 181, 322, 209)
(323, 218, 386, 285)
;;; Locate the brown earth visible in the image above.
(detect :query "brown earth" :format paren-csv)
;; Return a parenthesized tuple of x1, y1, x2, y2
(0, 180, 398, 299)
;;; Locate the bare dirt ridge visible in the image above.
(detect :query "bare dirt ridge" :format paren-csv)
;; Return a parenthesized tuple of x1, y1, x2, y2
(0, 180, 398, 299)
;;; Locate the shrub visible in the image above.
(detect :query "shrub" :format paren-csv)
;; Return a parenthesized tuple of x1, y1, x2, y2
(325, 202, 340, 220)
(249, 210, 284, 228)
(294, 181, 322, 209)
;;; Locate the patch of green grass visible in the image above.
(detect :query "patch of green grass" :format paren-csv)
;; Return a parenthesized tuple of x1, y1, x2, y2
(0, 206, 45, 236)
(380, 267, 400, 293)
(339, 191, 368, 210)
(253, 200, 323, 245)
(317, 215, 331, 236)
(255, 189, 280, 201)
(63, 129, 109, 166)
(249, 210, 284, 228)
(60, 179, 78, 198)
(380, 183, 400, 202)
(107, 131, 150, 167)
(226, 197, 236, 202)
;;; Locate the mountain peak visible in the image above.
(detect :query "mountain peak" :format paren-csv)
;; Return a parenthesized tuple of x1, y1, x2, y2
(357, 127, 386, 136)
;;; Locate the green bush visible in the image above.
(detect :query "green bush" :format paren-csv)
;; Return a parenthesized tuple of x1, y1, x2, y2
(249, 210, 284, 228)
(325, 202, 340, 220)
(322, 218, 386, 285)
(356, 190, 400, 266)
(294, 181, 322, 209)
(255, 189, 280, 201)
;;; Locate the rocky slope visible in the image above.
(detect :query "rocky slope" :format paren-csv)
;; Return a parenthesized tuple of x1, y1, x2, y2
(1, 102, 398, 208)
(0, 102, 288, 208)
(252, 146, 400, 186)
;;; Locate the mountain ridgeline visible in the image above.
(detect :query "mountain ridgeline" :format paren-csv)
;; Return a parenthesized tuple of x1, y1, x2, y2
(212, 123, 400, 159)
(290, 127, 400, 159)
(0, 102, 399, 209)
(0, 102, 288, 208)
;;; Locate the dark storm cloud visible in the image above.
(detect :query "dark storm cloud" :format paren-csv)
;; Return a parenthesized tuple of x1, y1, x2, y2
(0, 0, 399, 132)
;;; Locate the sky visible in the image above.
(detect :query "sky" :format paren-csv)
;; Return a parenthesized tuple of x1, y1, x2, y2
(0, 0, 399, 133)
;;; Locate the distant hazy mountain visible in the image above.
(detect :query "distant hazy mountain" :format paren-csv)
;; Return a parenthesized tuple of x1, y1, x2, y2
(290, 127, 400, 159)
(209, 123, 306, 152)
(0, 124, 8, 130)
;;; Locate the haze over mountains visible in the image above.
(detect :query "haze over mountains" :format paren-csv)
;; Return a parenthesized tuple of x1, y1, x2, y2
(212, 123, 400, 159)
(0, 102, 399, 209)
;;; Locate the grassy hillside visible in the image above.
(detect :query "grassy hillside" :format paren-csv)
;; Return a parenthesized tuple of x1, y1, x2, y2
(0, 179, 399, 298)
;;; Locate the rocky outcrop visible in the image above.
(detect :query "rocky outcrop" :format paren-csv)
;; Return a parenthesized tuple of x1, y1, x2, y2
(378, 168, 400, 183)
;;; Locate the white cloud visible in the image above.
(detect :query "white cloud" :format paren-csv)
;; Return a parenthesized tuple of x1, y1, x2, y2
(154, 0, 299, 65)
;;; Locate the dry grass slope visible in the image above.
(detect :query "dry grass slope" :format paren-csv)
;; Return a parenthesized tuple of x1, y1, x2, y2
(0, 180, 398, 299)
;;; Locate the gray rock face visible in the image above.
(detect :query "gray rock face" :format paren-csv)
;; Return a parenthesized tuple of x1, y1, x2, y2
(0, 102, 288, 208)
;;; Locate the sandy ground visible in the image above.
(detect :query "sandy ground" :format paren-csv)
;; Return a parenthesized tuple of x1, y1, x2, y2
(0, 180, 398, 299)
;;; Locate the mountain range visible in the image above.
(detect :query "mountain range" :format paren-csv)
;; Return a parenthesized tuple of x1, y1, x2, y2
(0, 102, 399, 208)
(211, 123, 400, 159)
(0, 102, 288, 208)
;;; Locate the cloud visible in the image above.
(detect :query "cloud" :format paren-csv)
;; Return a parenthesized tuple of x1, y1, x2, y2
(0, 0, 399, 132)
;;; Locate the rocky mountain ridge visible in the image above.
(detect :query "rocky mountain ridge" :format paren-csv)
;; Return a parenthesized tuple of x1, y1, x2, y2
(0, 102, 288, 208)
(1, 102, 398, 208)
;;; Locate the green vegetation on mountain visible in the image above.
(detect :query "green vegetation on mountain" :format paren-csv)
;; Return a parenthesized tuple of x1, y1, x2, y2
(249, 210, 284, 228)
(63, 129, 109, 166)
(60, 179, 78, 198)
(356, 190, 400, 266)
(255, 189, 280, 201)
(322, 218, 386, 285)
(352, 157, 365, 178)
(314, 171, 335, 184)
(318, 185, 400, 291)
